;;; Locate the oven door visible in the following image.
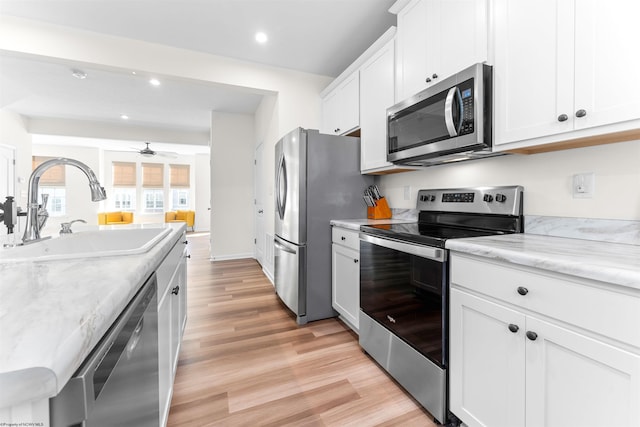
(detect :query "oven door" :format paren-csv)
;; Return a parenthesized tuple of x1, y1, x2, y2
(359, 233, 447, 367)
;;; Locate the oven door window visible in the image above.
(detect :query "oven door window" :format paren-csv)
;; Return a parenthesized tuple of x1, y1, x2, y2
(360, 239, 447, 367)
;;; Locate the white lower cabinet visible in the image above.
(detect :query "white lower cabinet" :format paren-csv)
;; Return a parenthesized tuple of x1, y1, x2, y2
(449, 253, 640, 427)
(157, 231, 188, 426)
(331, 227, 360, 332)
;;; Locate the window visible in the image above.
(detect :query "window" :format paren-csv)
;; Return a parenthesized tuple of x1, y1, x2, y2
(38, 187, 66, 217)
(112, 162, 137, 211)
(171, 189, 189, 210)
(113, 188, 136, 211)
(33, 156, 66, 216)
(144, 189, 164, 213)
(142, 163, 164, 213)
(170, 164, 190, 210)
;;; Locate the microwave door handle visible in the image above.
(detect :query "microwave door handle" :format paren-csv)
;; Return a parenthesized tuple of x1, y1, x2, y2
(444, 87, 461, 137)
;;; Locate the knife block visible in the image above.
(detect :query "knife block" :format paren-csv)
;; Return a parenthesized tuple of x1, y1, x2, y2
(367, 197, 392, 219)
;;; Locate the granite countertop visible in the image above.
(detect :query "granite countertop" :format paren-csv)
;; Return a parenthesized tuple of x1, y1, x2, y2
(330, 218, 416, 231)
(0, 223, 185, 408)
(446, 233, 640, 290)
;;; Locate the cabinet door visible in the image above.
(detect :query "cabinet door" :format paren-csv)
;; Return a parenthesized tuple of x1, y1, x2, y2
(321, 89, 340, 135)
(157, 290, 173, 426)
(438, 0, 487, 81)
(525, 317, 640, 427)
(340, 72, 360, 135)
(396, 0, 430, 101)
(492, 0, 575, 145)
(360, 38, 395, 172)
(331, 243, 360, 330)
(321, 73, 359, 136)
(573, 0, 640, 131)
(449, 289, 526, 427)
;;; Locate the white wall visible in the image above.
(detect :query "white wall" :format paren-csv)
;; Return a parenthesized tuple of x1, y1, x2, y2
(379, 139, 640, 220)
(210, 112, 256, 260)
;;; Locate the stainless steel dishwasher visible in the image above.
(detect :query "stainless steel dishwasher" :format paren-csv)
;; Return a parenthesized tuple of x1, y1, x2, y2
(50, 273, 160, 426)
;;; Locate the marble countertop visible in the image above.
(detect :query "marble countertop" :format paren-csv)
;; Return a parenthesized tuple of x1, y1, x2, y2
(446, 234, 640, 290)
(0, 223, 185, 408)
(330, 218, 416, 231)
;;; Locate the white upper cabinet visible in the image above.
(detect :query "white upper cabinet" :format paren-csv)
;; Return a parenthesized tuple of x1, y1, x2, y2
(321, 71, 359, 136)
(360, 38, 396, 173)
(492, 0, 640, 150)
(393, 0, 488, 102)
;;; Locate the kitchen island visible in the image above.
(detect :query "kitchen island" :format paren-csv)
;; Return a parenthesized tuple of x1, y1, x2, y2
(0, 223, 186, 425)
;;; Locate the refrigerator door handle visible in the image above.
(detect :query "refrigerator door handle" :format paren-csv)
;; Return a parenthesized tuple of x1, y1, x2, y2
(274, 238, 296, 255)
(276, 154, 287, 220)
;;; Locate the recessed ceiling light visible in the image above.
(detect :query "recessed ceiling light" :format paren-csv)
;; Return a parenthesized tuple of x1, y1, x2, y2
(120, 114, 129, 120)
(255, 32, 268, 44)
(131, 71, 137, 75)
(71, 69, 87, 79)
(149, 78, 161, 86)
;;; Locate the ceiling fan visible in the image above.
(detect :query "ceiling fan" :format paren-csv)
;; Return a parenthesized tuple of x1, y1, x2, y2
(131, 142, 177, 158)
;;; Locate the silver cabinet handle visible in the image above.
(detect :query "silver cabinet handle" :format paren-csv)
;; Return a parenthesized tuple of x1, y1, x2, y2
(576, 109, 587, 118)
(557, 114, 568, 122)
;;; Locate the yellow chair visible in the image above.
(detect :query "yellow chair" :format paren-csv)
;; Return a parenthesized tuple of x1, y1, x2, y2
(98, 211, 134, 225)
(165, 210, 195, 231)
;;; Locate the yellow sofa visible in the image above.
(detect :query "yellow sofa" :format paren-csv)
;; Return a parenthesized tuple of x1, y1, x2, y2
(98, 211, 134, 225)
(165, 210, 195, 231)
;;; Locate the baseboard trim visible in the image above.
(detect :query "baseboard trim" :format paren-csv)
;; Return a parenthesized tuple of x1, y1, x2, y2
(209, 252, 254, 261)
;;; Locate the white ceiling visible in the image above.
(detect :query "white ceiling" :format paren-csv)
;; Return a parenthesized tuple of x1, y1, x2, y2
(0, 0, 397, 149)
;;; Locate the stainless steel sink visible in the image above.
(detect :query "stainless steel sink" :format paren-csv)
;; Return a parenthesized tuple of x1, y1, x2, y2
(0, 227, 171, 263)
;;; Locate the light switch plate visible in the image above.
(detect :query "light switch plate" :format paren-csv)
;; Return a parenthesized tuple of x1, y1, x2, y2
(573, 172, 595, 199)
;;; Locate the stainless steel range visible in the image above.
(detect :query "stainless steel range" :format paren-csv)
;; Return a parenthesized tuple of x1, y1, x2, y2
(358, 186, 524, 425)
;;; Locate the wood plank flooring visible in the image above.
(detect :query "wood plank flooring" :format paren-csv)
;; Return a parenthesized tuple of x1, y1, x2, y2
(167, 233, 437, 426)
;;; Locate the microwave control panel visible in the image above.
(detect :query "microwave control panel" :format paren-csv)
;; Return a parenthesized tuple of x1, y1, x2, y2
(459, 78, 475, 135)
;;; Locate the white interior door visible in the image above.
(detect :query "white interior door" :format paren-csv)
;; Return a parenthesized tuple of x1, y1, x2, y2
(254, 143, 265, 265)
(0, 145, 16, 199)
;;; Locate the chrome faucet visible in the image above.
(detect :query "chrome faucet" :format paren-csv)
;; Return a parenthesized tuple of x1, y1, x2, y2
(23, 158, 107, 243)
(59, 219, 87, 235)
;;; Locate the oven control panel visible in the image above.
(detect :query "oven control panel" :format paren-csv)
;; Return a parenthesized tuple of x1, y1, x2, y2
(417, 186, 523, 215)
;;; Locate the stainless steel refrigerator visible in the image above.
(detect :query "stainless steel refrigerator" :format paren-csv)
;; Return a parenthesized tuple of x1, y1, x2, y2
(274, 128, 373, 324)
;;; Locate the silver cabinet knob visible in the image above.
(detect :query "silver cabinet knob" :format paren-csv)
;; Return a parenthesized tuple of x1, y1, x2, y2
(426, 77, 432, 83)
(576, 109, 587, 118)
(432, 73, 438, 79)
(558, 114, 568, 122)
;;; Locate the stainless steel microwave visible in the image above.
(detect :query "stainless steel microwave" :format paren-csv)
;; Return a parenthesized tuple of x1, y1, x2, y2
(387, 63, 495, 166)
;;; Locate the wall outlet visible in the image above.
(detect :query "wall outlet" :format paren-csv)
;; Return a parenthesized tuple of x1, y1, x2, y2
(573, 172, 595, 199)
(403, 185, 411, 201)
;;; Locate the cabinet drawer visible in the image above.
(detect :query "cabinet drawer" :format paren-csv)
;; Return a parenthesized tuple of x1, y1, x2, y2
(451, 254, 640, 348)
(157, 235, 187, 298)
(332, 226, 360, 251)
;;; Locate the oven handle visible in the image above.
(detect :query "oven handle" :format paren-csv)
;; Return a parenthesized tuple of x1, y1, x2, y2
(359, 233, 446, 262)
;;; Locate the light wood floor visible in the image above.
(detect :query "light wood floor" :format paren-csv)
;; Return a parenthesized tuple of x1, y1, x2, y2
(167, 234, 437, 426)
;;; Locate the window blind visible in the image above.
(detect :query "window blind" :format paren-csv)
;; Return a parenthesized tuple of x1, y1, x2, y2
(142, 163, 164, 188)
(32, 156, 65, 186)
(112, 162, 137, 187)
(169, 164, 190, 188)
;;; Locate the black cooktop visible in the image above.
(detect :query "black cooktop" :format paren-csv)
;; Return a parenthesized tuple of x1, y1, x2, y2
(360, 222, 508, 248)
